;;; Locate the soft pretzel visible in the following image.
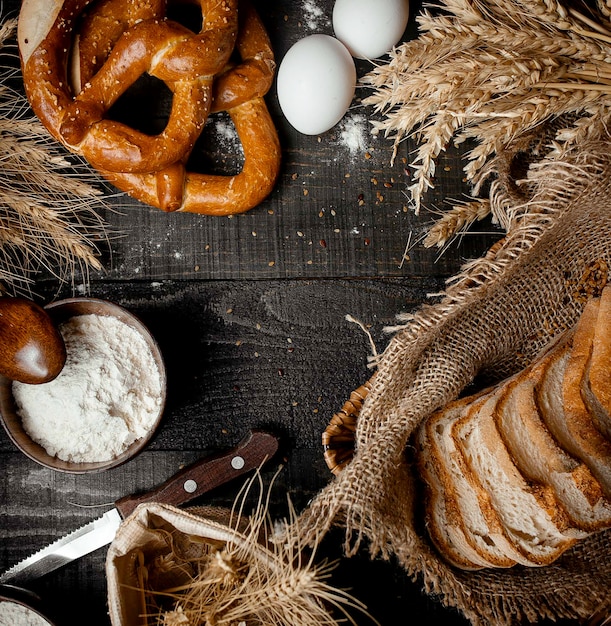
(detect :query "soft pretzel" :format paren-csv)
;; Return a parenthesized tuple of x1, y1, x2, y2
(210, 0, 276, 113)
(96, 0, 281, 214)
(19, 0, 237, 173)
(106, 96, 280, 214)
(102, 0, 281, 214)
(18, 0, 281, 215)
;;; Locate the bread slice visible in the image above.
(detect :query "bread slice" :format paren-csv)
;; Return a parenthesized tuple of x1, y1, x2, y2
(582, 286, 611, 439)
(455, 392, 582, 566)
(496, 362, 611, 531)
(416, 417, 494, 570)
(540, 298, 611, 497)
(415, 292, 611, 570)
(426, 392, 540, 567)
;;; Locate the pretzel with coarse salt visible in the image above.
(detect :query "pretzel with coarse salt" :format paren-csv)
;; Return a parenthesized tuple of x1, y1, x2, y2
(68, 0, 167, 93)
(18, 0, 238, 175)
(82, 0, 281, 215)
(19, 0, 281, 215)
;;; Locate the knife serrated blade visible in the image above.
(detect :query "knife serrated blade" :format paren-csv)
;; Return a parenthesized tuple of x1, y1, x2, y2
(0, 509, 122, 585)
(0, 429, 278, 584)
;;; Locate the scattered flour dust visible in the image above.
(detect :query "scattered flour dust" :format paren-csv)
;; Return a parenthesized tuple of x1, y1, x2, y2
(302, 0, 328, 30)
(0, 601, 50, 626)
(13, 314, 163, 463)
(338, 113, 369, 158)
(212, 115, 243, 155)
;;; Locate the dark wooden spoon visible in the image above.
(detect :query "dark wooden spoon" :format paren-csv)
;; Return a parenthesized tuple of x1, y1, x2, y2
(0, 297, 66, 384)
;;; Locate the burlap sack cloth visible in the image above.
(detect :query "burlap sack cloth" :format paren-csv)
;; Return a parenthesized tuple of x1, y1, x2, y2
(293, 141, 611, 625)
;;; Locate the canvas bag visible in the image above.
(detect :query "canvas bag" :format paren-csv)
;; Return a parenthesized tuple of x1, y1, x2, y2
(294, 141, 611, 625)
(105, 504, 256, 625)
(105, 500, 378, 626)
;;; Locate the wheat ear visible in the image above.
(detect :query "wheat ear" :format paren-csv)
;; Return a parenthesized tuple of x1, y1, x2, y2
(0, 17, 113, 295)
(424, 200, 492, 248)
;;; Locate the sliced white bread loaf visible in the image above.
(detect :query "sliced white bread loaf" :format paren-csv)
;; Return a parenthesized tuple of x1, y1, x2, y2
(416, 289, 611, 570)
(495, 362, 611, 532)
(455, 392, 582, 566)
(582, 286, 611, 439)
(416, 418, 495, 570)
(424, 393, 529, 568)
(538, 298, 611, 497)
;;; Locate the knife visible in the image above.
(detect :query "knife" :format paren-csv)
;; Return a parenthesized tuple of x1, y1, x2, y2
(0, 429, 279, 585)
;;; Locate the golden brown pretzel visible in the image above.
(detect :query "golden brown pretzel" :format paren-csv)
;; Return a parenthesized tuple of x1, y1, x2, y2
(19, 0, 281, 215)
(105, 96, 281, 214)
(210, 0, 276, 113)
(70, 0, 167, 91)
(19, 0, 237, 174)
(79, 0, 280, 214)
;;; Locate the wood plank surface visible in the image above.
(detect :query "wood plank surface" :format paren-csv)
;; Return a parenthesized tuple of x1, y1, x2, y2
(74, 0, 500, 284)
(2, 277, 472, 626)
(0, 0, 584, 624)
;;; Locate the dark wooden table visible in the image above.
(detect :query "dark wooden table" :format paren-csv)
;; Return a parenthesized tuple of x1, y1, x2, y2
(0, 1, 571, 624)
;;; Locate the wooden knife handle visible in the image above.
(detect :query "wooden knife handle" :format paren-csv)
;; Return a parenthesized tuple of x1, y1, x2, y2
(114, 430, 279, 518)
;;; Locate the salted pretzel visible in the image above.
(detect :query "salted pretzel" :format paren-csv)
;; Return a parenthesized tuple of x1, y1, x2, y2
(19, 0, 237, 174)
(98, 0, 281, 214)
(18, 0, 281, 215)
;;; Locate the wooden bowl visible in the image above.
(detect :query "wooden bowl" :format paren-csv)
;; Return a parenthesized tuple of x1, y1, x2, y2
(0, 298, 167, 474)
(0, 584, 56, 625)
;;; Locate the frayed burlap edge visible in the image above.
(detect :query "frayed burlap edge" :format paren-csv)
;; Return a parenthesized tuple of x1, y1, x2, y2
(293, 141, 611, 625)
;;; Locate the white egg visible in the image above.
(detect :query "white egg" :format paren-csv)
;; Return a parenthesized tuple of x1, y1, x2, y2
(333, 0, 410, 60)
(276, 34, 356, 136)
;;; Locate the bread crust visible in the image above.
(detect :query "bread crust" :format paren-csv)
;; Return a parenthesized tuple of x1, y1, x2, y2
(454, 393, 581, 566)
(583, 286, 611, 439)
(560, 300, 611, 494)
(496, 345, 611, 531)
(432, 393, 536, 567)
(416, 408, 496, 570)
(17, 0, 63, 65)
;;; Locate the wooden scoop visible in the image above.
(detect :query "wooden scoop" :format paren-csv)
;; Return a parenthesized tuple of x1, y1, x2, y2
(0, 297, 66, 384)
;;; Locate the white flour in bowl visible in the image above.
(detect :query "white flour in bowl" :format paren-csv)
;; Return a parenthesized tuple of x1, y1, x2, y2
(12, 313, 163, 463)
(0, 600, 50, 626)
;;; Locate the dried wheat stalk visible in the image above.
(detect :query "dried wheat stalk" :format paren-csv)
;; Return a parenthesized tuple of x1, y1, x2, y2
(0, 18, 111, 295)
(138, 473, 378, 626)
(363, 0, 611, 247)
(424, 199, 491, 248)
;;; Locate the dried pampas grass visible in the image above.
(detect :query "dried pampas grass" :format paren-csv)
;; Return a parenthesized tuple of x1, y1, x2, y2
(0, 17, 111, 295)
(131, 473, 377, 626)
(364, 0, 611, 247)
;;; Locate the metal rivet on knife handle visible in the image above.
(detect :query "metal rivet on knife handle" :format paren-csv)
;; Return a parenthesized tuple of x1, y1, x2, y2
(231, 456, 245, 469)
(183, 479, 197, 493)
